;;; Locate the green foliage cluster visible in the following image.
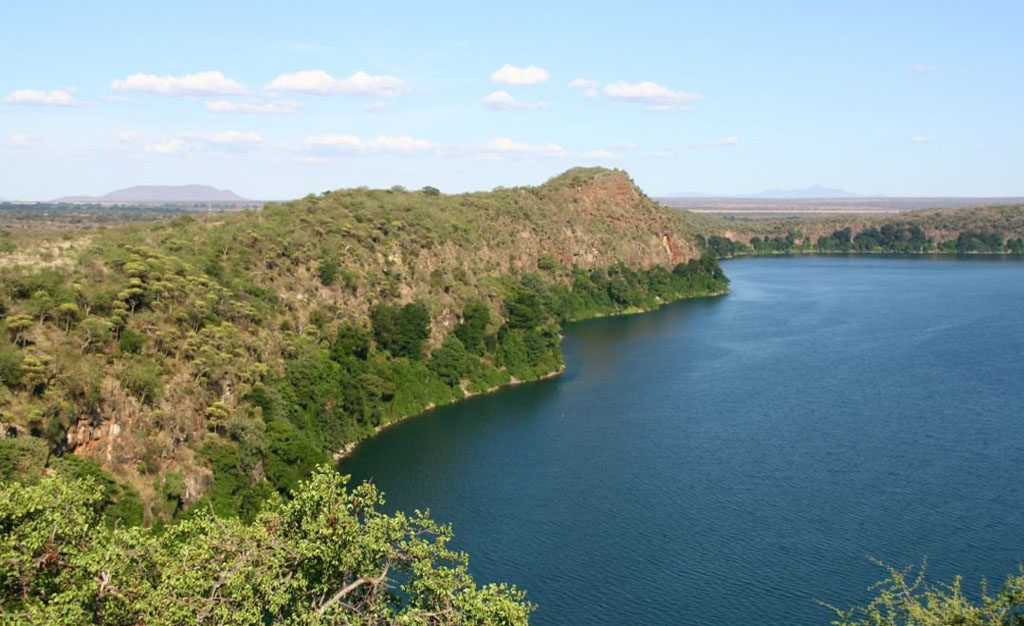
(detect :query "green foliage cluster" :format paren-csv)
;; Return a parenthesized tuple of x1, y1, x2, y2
(697, 234, 753, 258)
(0, 467, 532, 625)
(0, 437, 143, 528)
(816, 224, 932, 253)
(703, 224, 1022, 257)
(852, 225, 930, 252)
(828, 560, 1024, 625)
(371, 302, 431, 359)
(749, 232, 801, 253)
(938, 230, 1008, 253)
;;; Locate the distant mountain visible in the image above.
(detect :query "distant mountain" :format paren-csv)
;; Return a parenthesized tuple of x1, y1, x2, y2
(750, 185, 859, 199)
(54, 184, 250, 203)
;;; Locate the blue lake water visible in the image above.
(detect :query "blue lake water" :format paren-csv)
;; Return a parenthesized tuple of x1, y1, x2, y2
(340, 256, 1024, 625)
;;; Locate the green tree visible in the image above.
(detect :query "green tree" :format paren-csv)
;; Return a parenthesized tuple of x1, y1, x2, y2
(454, 301, 492, 354)
(330, 323, 371, 361)
(429, 335, 470, 387)
(504, 292, 545, 330)
(0, 467, 533, 624)
(372, 303, 430, 359)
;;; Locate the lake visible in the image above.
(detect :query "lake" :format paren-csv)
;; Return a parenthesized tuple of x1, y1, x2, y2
(339, 256, 1024, 625)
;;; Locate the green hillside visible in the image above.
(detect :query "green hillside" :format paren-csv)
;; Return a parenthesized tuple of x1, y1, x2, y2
(0, 167, 727, 522)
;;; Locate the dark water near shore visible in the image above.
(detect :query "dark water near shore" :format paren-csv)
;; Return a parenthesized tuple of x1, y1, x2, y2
(340, 256, 1024, 625)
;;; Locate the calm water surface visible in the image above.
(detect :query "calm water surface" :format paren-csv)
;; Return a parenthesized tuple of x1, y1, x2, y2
(340, 256, 1024, 625)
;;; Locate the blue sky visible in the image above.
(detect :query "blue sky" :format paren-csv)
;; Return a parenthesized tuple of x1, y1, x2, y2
(1, 1, 1021, 199)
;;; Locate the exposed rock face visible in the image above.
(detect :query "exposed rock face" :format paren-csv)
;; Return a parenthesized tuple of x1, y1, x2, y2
(545, 170, 698, 268)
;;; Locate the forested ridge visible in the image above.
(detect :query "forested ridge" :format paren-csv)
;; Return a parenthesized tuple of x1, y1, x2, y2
(685, 204, 1024, 258)
(0, 167, 726, 524)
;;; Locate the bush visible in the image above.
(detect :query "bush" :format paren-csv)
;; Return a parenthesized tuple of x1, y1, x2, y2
(318, 260, 339, 286)
(454, 301, 491, 354)
(0, 436, 48, 482)
(118, 328, 146, 354)
(429, 335, 470, 387)
(0, 339, 22, 387)
(117, 355, 162, 404)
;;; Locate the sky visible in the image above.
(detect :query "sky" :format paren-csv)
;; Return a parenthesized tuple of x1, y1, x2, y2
(1, 0, 1022, 200)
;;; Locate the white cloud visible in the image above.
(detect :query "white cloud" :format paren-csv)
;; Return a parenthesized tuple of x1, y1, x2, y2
(484, 137, 566, 158)
(481, 90, 548, 111)
(117, 130, 140, 143)
(265, 70, 409, 97)
(568, 78, 601, 99)
(696, 136, 740, 147)
(491, 64, 549, 85)
(910, 135, 929, 144)
(909, 64, 936, 73)
(301, 134, 437, 155)
(5, 133, 38, 148)
(482, 90, 527, 110)
(145, 138, 184, 154)
(4, 88, 82, 106)
(604, 81, 702, 111)
(143, 130, 262, 155)
(112, 71, 245, 96)
(582, 149, 616, 159)
(178, 130, 263, 146)
(205, 100, 300, 114)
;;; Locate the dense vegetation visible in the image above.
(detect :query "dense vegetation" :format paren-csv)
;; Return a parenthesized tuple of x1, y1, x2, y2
(686, 204, 1024, 258)
(699, 223, 1023, 257)
(0, 202, 244, 232)
(0, 167, 721, 522)
(0, 466, 532, 625)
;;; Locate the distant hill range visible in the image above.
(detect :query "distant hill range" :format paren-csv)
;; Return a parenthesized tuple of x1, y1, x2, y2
(53, 184, 252, 204)
(666, 185, 861, 199)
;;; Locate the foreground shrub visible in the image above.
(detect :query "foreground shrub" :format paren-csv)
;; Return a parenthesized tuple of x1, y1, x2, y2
(0, 466, 533, 625)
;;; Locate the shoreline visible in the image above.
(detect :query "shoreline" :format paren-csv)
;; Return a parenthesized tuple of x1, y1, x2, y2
(333, 363, 568, 462)
(334, 287, 728, 462)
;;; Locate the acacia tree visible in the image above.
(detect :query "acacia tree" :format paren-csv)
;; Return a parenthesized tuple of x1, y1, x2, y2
(0, 466, 533, 625)
(827, 560, 1024, 625)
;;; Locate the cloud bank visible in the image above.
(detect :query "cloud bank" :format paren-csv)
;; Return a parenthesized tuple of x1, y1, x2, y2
(266, 70, 409, 97)
(112, 71, 245, 96)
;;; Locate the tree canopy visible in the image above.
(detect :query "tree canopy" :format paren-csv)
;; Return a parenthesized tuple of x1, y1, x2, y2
(0, 466, 533, 625)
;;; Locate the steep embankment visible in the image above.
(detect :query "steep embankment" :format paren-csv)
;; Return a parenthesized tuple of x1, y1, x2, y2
(0, 167, 725, 521)
(682, 204, 1024, 255)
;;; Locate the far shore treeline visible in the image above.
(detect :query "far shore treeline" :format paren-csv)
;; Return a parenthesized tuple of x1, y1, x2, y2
(685, 204, 1024, 258)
